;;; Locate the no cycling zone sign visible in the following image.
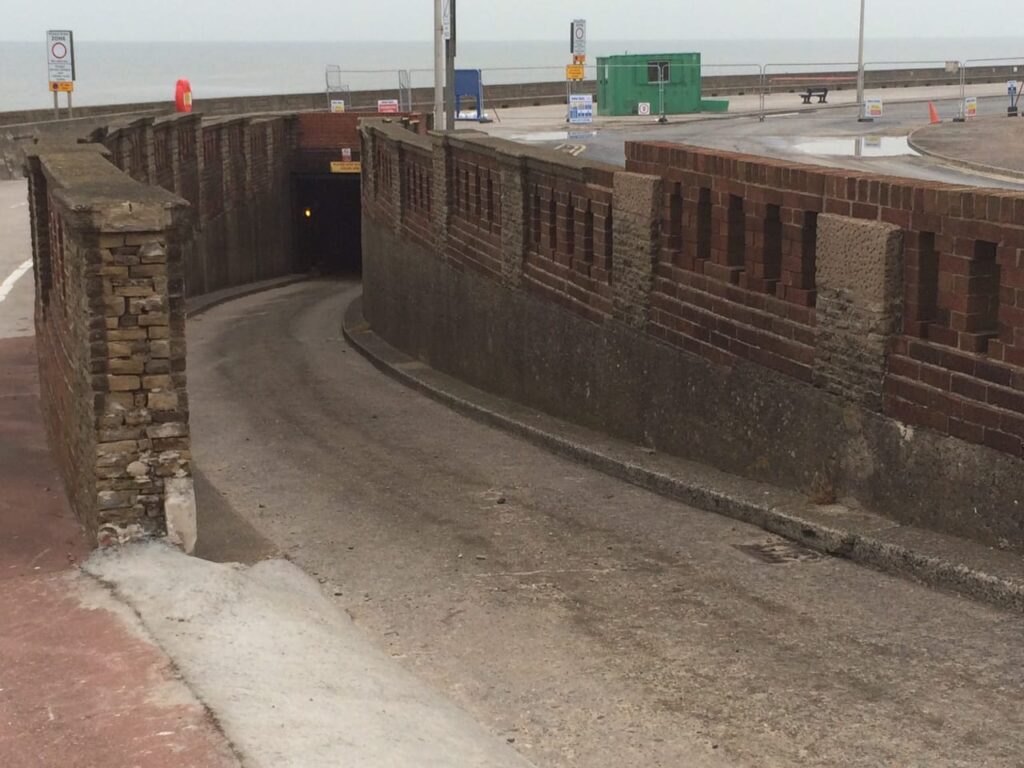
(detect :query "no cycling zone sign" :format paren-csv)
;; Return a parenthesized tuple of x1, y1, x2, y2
(47, 30, 76, 91)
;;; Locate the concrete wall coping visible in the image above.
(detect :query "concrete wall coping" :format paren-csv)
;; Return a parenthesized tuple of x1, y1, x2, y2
(365, 120, 623, 189)
(39, 150, 187, 231)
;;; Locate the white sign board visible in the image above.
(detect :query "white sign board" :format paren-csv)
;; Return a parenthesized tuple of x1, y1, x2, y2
(443, 0, 453, 40)
(46, 29, 75, 84)
(330, 99, 346, 113)
(571, 19, 586, 56)
(964, 96, 978, 118)
(568, 94, 593, 124)
(637, 102, 651, 116)
(377, 99, 400, 114)
(864, 98, 883, 118)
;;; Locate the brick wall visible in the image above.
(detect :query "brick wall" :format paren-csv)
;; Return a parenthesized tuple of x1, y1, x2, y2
(627, 141, 1024, 458)
(25, 147, 195, 549)
(99, 113, 298, 296)
(361, 121, 1024, 548)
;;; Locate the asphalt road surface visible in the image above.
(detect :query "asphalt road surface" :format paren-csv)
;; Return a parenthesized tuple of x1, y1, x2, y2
(530, 96, 1024, 189)
(0, 179, 33, 339)
(187, 280, 1024, 768)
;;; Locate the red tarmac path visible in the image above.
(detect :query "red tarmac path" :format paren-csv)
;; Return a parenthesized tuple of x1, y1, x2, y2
(0, 335, 239, 768)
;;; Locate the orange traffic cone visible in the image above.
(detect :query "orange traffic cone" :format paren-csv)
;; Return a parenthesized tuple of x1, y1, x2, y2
(928, 102, 941, 124)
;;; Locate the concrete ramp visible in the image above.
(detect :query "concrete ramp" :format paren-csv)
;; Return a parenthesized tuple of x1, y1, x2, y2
(85, 543, 535, 768)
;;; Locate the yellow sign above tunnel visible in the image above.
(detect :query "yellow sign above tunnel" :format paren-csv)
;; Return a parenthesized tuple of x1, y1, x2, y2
(330, 161, 361, 174)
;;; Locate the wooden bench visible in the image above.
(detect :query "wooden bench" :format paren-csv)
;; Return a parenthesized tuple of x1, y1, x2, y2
(801, 87, 829, 104)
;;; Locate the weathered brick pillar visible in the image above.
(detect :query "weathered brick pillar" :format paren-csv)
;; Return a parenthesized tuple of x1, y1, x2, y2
(241, 119, 253, 193)
(430, 133, 451, 259)
(30, 149, 195, 550)
(142, 118, 157, 183)
(498, 152, 527, 288)
(814, 213, 904, 411)
(611, 171, 661, 329)
(392, 140, 405, 236)
(361, 126, 377, 201)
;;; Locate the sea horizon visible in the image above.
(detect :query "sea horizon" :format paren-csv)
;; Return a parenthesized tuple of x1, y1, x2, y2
(2, 36, 1021, 112)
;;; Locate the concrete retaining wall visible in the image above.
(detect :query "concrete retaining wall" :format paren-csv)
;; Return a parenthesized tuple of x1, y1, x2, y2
(361, 121, 1024, 551)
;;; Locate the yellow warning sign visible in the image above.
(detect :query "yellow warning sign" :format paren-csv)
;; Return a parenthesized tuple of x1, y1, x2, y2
(565, 65, 585, 82)
(330, 161, 361, 174)
(49, 81, 74, 92)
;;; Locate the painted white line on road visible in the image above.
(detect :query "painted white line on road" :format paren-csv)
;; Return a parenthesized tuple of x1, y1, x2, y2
(8, 202, 27, 209)
(0, 259, 32, 304)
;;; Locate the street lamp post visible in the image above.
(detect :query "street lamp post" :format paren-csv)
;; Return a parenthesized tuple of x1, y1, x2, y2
(856, 0, 873, 122)
(434, 0, 445, 130)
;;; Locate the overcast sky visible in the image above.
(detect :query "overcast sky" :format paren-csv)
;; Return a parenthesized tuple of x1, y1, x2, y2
(3, 1, 1014, 42)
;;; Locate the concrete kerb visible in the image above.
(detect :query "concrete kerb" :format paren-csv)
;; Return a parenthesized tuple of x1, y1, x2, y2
(184, 274, 310, 318)
(342, 294, 1024, 614)
(906, 126, 1024, 183)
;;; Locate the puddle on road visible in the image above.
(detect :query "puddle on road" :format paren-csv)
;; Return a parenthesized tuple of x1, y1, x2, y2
(507, 130, 597, 143)
(794, 136, 918, 157)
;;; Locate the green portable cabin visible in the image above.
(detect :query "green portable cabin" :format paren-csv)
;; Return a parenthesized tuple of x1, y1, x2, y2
(595, 52, 728, 116)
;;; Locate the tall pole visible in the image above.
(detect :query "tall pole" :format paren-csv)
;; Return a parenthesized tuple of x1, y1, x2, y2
(434, 0, 445, 130)
(445, 0, 456, 130)
(856, 0, 867, 120)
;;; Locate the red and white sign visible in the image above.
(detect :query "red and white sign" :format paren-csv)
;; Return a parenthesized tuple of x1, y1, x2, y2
(377, 99, 400, 114)
(46, 30, 75, 85)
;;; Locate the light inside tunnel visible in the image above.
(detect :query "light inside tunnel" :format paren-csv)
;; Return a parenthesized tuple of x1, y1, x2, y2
(304, 208, 312, 219)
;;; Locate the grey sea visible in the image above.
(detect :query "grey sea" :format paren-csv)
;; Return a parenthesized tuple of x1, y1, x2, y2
(1, 37, 1021, 112)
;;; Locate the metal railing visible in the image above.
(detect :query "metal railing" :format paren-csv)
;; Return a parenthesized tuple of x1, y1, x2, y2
(320, 57, 1024, 124)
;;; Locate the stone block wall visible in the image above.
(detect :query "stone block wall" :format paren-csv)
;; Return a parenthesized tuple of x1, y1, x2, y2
(360, 121, 1024, 549)
(815, 215, 903, 409)
(26, 148, 195, 549)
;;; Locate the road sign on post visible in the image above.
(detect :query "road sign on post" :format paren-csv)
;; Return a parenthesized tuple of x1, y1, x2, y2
(571, 20, 586, 57)
(47, 30, 75, 87)
(46, 30, 75, 119)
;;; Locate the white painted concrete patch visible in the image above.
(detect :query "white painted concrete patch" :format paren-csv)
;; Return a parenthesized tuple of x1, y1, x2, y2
(84, 542, 535, 768)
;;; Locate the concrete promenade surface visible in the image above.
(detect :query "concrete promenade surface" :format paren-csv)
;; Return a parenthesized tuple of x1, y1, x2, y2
(477, 87, 1024, 190)
(911, 115, 1024, 177)
(186, 280, 1024, 768)
(481, 82, 1011, 134)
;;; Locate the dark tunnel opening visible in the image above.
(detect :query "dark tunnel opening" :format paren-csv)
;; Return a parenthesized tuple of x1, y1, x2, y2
(294, 174, 362, 275)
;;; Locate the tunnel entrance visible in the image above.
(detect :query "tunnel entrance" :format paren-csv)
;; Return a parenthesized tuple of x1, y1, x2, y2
(294, 174, 362, 274)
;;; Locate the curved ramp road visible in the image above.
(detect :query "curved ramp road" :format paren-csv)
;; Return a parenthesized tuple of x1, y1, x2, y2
(187, 280, 1024, 768)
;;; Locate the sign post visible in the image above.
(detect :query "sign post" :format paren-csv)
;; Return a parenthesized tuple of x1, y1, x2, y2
(46, 30, 76, 119)
(443, 0, 457, 131)
(568, 94, 593, 125)
(567, 20, 587, 123)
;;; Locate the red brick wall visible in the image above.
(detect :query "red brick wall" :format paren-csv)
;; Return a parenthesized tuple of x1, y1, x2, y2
(627, 141, 1024, 457)
(296, 112, 427, 151)
(523, 162, 615, 323)
(401, 143, 434, 249)
(447, 144, 503, 279)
